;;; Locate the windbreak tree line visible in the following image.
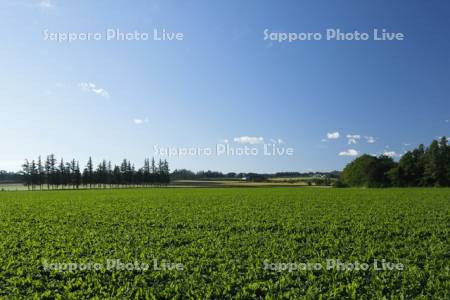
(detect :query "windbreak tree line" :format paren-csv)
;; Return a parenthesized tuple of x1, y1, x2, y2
(21, 155, 170, 190)
(170, 169, 339, 181)
(0, 171, 22, 183)
(340, 137, 450, 187)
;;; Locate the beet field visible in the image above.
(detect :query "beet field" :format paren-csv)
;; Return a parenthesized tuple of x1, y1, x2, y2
(0, 188, 448, 298)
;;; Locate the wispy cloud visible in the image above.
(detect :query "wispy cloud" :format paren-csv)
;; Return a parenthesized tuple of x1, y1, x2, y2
(327, 132, 340, 140)
(364, 136, 376, 144)
(78, 82, 110, 99)
(339, 149, 359, 156)
(346, 134, 361, 145)
(133, 118, 149, 125)
(233, 136, 264, 144)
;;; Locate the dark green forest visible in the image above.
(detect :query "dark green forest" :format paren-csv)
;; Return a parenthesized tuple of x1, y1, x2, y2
(339, 137, 450, 187)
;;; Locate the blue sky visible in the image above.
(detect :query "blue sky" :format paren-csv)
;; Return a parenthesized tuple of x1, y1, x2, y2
(0, 0, 449, 173)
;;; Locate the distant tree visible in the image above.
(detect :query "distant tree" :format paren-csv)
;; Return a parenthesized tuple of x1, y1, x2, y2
(82, 168, 89, 188)
(246, 173, 267, 182)
(196, 170, 225, 179)
(57, 159, 65, 188)
(157, 159, 164, 185)
(130, 163, 136, 186)
(444, 138, 450, 186)
(390, 146, 425, 187)
(376, 155, 397, 187)
(143, 159, 150, 186)
(22, 159, 31, 190)
(413, 145, 426, 186)
(0, 170, 23, 183)
(30, 160, 38, 190)
(74, 161, 82, 189)
(340, 154, 395, 187)
(136, 168, 144, 186)
(37, 156, 44, 190)
(45, 154, 57, 189)
(120, 159, 129, 186)
(95, 160, 108, 188)
(342, 137, 450, 188)
(107, 161, 112, 187)
(85, 157, 94, 188)
(112, 165, 121, 186)
(421, 137, 450, 186)
(150, 158, 156, 185)
(44, 155, 51, 189)
(423, 140, 441, 186)
(385, 165, 402, 187)
(162, 160, 170, 185)
(437, 137, 450, 186)
(171, 169, 197, 180)
(341, 155, 376, 187)
(21, 155, 170, 190)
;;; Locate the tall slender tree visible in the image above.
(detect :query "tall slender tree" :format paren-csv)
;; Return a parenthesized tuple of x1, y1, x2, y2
(37, 156, 44, 190)
(86, 157, 94, 188)
(22, 159, 31, 190)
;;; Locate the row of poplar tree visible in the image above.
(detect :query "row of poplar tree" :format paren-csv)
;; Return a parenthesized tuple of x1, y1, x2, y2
(21, 155, 170, 190)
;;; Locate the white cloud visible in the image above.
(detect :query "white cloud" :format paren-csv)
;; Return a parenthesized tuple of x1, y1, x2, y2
(402, 143, 411, 147)
(78, 82, 110, 98)
(346, 134, 361, 145)
(364, 136, 376, 144)
(321, 138, 328, 143)
(133, 118, 148, 125)
(327, 132, 340, 139)
(445, 120, 449, 123)
(346, 134, 361, 139)
(383, 151, 397, 158)
(220, 139, 229, 144)
(339, 149, 359, 156)
(233, 136, 264, 144)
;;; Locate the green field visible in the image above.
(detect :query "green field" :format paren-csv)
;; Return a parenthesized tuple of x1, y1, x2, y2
(0, 188, 449, 299)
